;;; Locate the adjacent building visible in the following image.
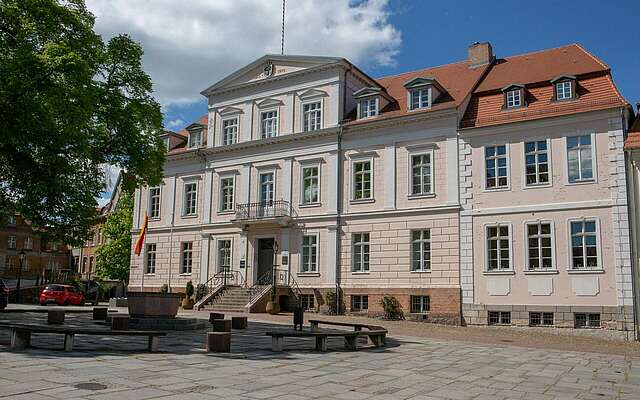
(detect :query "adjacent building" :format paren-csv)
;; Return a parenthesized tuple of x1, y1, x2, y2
(129, 43, 637, 337)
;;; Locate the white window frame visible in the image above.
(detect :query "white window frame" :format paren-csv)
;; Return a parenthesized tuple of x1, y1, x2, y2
(565, 133, 597, 185)
(506, 89, 522, 108)
(182, 181, 198, 217)
(300, 164, 321, 205)
(351, 158, 374, 201)
(163, 137, 171, 152)
(483, 223, 513, 273)
(300, 233, 319, 274)
(483, 144, 510, 191)
(148, 186, 161, 219)
(302, 101, 322, 132)
(7, 236, 15, 249)
(523, 220, 557, 272)
(145, 243, 156, 274)
(180, 242, 193, 274)
(566, 217, 602, 272)
(408, 87, 431, 110)
(300, 294, 315, 311)
(522, 138, 552, 188)
(410, 229, 431, 272)
(260, 109, 279, 138)
(351, 295, 368, 311)
(24, 237, 33, 250)
(187, 130, 203, 148)
(222, 117, 239, 146)
(408, 150, 435, 197)
(556, 81, 572, 100)
(352, 233, 370, 273)
(216, 238, 233, 273)
(258, 170, 276, 204)
(357, 97, 378, 119)
(218, 175, 235, 212)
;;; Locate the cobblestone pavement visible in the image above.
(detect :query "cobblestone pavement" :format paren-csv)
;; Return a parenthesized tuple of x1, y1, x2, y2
(1, 311, 639, 399)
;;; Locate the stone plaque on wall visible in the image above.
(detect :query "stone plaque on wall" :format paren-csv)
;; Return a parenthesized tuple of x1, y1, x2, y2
(487, 277, 511, 296)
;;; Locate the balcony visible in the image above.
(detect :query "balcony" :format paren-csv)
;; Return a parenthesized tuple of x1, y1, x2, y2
(233, 200, 296, 226)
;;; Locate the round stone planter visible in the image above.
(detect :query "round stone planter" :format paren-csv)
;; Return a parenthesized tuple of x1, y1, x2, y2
(127, 292, 182, 318)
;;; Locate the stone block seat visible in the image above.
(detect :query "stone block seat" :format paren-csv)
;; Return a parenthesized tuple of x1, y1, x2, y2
(208, 312, 224, 323)
(47, 310, 65, 325)
(93, 307, 108, 321)
(206, 332, 231, 352)
(212, 319, 231, 332)
(231, 316, 248, 329)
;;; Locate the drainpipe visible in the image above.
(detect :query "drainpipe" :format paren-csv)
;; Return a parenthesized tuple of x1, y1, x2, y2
(167, 173, 178, 293)
(623, 107, 639, 341)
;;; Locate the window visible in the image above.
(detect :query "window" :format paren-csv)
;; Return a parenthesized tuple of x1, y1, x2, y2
(222, 118, 238, 145)
(82, 257, 87, 273)
(352, 233, 370, 272)
(410, 296, 430, 313)
(488, 311, 511, 325)
(145, 243, 156, 274)
(183, 182, 197, 216)
(529, 312, 554, 326)
(261, 110, 278, 138)
(88, 257, 93, 272)
(301, 294, 315, 311)
(570, 220, 599, 269)
(575, 313, 600, 328)
(301, 235, 318, 273)
(303, 102, 322, 132)
(486, 224, 511, 271)
(485, 145, 508, 189)
(5, 257, 14, 271)
(302, 166, 319, 204)
(556, 81, 572, 100)
(24, 237, 32, 250)
(359, 98, 378, 118)
(411, 153, 433, 195)
(217, 239, 232, 272)
(351, 295, 368, 312)
(163, 137, 171, 152)
(149, 187, 161, 219)
(7, 236, 16, 249)
(352, 160, 372, 200)
(188, 130, 202, 148)
(219, 177, 235, 212)
(181, 242, 193, 274)
(524, 141, 549, 185)
(526, 222, 554, 270)
(506, 89, 522, 108)
(410, 88, 430, 110)
(411, 230, 431, 271)
(7, 216, 16, 225)
(259, 173, 275, 205)
(567, 135, 594, 183)
(23, 259, 29, 271)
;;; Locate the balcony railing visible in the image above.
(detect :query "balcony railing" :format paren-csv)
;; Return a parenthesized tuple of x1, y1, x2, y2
(234, 200, 295, 222)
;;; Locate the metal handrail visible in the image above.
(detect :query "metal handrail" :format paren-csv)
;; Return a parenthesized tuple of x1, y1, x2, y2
(203, 269, 246, 292)
(247, 268, 303, 306)
(234, 200, 296, 221)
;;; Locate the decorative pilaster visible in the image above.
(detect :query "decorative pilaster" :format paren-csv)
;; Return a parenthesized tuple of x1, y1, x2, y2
(383, 144, 396, 210)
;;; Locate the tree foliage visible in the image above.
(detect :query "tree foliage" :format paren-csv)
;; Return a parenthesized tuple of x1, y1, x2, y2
(0, 0, 164, 245)
(95, 191, 133, 283)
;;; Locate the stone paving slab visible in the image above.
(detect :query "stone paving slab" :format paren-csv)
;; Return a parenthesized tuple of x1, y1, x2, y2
(1, 312, 640, 399)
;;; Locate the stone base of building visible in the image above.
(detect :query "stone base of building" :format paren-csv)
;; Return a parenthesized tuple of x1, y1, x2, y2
(462, 303, 635, 334)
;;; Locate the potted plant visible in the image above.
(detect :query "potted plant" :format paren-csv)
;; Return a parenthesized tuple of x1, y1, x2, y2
(265, 284, 280, 314)
(181, 281, 195, 310)
(127, 283, 181, 318)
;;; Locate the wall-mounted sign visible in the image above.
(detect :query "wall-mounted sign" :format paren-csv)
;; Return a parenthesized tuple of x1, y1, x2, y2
(281, 251, 289, 266)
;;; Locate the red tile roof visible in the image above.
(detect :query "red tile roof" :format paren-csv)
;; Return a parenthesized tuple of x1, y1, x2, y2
(625, 104, 640, 150)
(168, 114, 208, 153)
(461, 44, 628, 129)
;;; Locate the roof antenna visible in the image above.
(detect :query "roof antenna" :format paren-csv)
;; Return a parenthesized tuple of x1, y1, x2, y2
(281, 0, 285, 55)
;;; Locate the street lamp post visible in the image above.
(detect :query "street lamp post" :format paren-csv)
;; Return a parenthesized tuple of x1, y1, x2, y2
(16, 249, 26, 304)
(272, 240, 279, 285)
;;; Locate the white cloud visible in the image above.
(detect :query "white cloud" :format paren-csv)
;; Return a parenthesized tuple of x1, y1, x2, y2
(166, 118, 185, 129)
(86, 0, 401, 107)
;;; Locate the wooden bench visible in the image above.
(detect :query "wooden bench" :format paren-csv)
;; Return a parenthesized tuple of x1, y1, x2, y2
(265, 329, 361, 352)
(0, 323, 166, 352)
(308, 319, 387, 347)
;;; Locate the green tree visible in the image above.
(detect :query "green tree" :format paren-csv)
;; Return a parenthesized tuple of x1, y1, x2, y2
(0, 0, 164, 245)
(95, 191, 133, 283)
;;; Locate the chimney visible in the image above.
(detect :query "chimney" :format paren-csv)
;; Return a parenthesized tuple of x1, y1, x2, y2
(468, 42, 494, 68)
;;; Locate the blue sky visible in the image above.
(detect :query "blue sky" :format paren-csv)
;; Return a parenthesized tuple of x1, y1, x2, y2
(160, 0, 639, 131)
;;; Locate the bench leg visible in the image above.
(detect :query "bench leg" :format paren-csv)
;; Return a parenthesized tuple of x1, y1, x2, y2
(344, 336, 357, 351)
(272, 337, 283, 352)
(148, 336, 160, 352)
(64, 334, 74, 352)
(310, 321, 319, 332)
(315, 336, 327, 352)
(369, 334, 384, 347)
(10, 329, 31, 350)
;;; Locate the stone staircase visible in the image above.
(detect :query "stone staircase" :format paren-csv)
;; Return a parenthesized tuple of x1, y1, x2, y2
(202, 286, 251, 312)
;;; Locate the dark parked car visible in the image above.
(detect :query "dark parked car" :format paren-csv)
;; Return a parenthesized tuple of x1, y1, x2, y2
(39, 284, 85, 306)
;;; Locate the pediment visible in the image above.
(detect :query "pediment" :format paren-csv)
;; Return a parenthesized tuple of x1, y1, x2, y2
(256, 98, 284, 108)
(353, 87, 383, 98)
(501, 83, 525, 92)
(219, 106, 244, 116)
(298, 88, 329, 100)
(404, 77, 446, 95)
(185, 122, 205, 131)
(550, 75, 576, 83)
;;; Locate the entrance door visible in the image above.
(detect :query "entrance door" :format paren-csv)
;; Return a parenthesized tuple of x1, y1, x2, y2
(257, 238, 275, 283)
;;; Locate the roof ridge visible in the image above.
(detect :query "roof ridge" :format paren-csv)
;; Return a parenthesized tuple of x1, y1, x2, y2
(573, 42, 609, 70)
(375, 59, 469, 81)
(499, 43, 579, 61)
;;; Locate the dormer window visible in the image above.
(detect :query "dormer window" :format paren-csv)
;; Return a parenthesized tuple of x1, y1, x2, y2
(410, 88, 430, 110)
(188, 130, 202, 148)
(551, 75, 577, 101)
(359, 98, 378, 119)
(506, 89, 522, 108)
(556, 81, 572, 100)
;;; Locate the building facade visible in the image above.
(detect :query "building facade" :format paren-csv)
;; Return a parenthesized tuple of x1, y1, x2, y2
(129, 43, 637, 336)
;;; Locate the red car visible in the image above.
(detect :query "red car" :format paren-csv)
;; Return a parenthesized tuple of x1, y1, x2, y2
(39, 284, 85, 306)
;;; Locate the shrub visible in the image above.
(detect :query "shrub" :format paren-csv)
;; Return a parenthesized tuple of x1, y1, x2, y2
(195, 284, 208, 302)
(159, 284, 169, 294)
(323, 290, 344, 315)
(380, 296, 404, 320)
(185, 280, 194, 298)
